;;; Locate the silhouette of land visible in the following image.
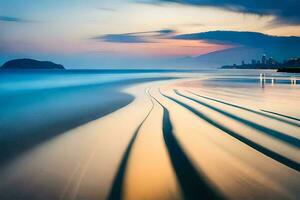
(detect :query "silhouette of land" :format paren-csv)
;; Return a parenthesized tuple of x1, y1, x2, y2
(1, 58, 65, 70)
(277, 67, 300, 73)
(222, 56, 300, 73)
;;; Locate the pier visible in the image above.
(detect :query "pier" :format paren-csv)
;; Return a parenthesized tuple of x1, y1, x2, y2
(259, 73, 298, 86)
(259, 73, 299, 85)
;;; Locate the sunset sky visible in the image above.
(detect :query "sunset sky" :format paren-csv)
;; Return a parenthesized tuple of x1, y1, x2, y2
(1, 0, 300, 67)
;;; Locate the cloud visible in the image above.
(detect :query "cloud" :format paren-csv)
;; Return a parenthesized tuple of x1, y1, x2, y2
(140, 0, 300, 24)
(173, 30, 300, 60)
(93, 29, 176, 43)
(97, 7, 116, 12)
(154, 29, 176, 36)
(94, 34, 150, 43)
(0, 16, 30, 23)
(174, 31, 300, 47)
(126, 29, 175, 36)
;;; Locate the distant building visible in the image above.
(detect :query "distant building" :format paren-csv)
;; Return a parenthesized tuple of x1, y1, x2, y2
(262, 54, 266, 64)
(267, 57, 274, 65)
(221, 56, 300, 70)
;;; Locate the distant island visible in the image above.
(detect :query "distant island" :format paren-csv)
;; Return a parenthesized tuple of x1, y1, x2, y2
(1, 58, 65, 70)
(221, 55, 300, 73)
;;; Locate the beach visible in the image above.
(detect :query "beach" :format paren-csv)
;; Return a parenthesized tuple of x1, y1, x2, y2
(0, 69, 299, 200)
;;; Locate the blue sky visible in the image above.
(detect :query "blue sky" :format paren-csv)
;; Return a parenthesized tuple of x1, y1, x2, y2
(1, 0, 300, 68)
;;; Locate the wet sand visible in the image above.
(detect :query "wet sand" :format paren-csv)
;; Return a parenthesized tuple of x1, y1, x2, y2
(0, 71, 299, 200)
(0, 76, 176, 165)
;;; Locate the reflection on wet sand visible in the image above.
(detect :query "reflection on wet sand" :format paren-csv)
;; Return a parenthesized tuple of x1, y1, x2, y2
(0, 83, 154, 200)
(122, 90, 181, 200)
(0, 77, 175, 165)
(155, 89, 297, 199)
(0, 72, 299, 200)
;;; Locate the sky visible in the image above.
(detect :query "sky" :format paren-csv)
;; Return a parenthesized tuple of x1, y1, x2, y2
(1, 0, 300, 68)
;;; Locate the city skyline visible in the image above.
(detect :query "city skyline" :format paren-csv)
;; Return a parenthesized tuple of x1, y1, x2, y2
(222, 54, 300, 70)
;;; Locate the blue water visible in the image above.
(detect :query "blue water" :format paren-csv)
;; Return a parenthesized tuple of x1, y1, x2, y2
(0, 70, 180, 165)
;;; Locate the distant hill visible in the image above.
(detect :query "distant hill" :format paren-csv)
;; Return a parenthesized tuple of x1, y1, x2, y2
(179, 47, 264, 67)
(1, 58, 65, 70)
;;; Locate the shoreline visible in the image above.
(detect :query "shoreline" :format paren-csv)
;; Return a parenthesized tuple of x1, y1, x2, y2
(0, 76, 177, 166)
